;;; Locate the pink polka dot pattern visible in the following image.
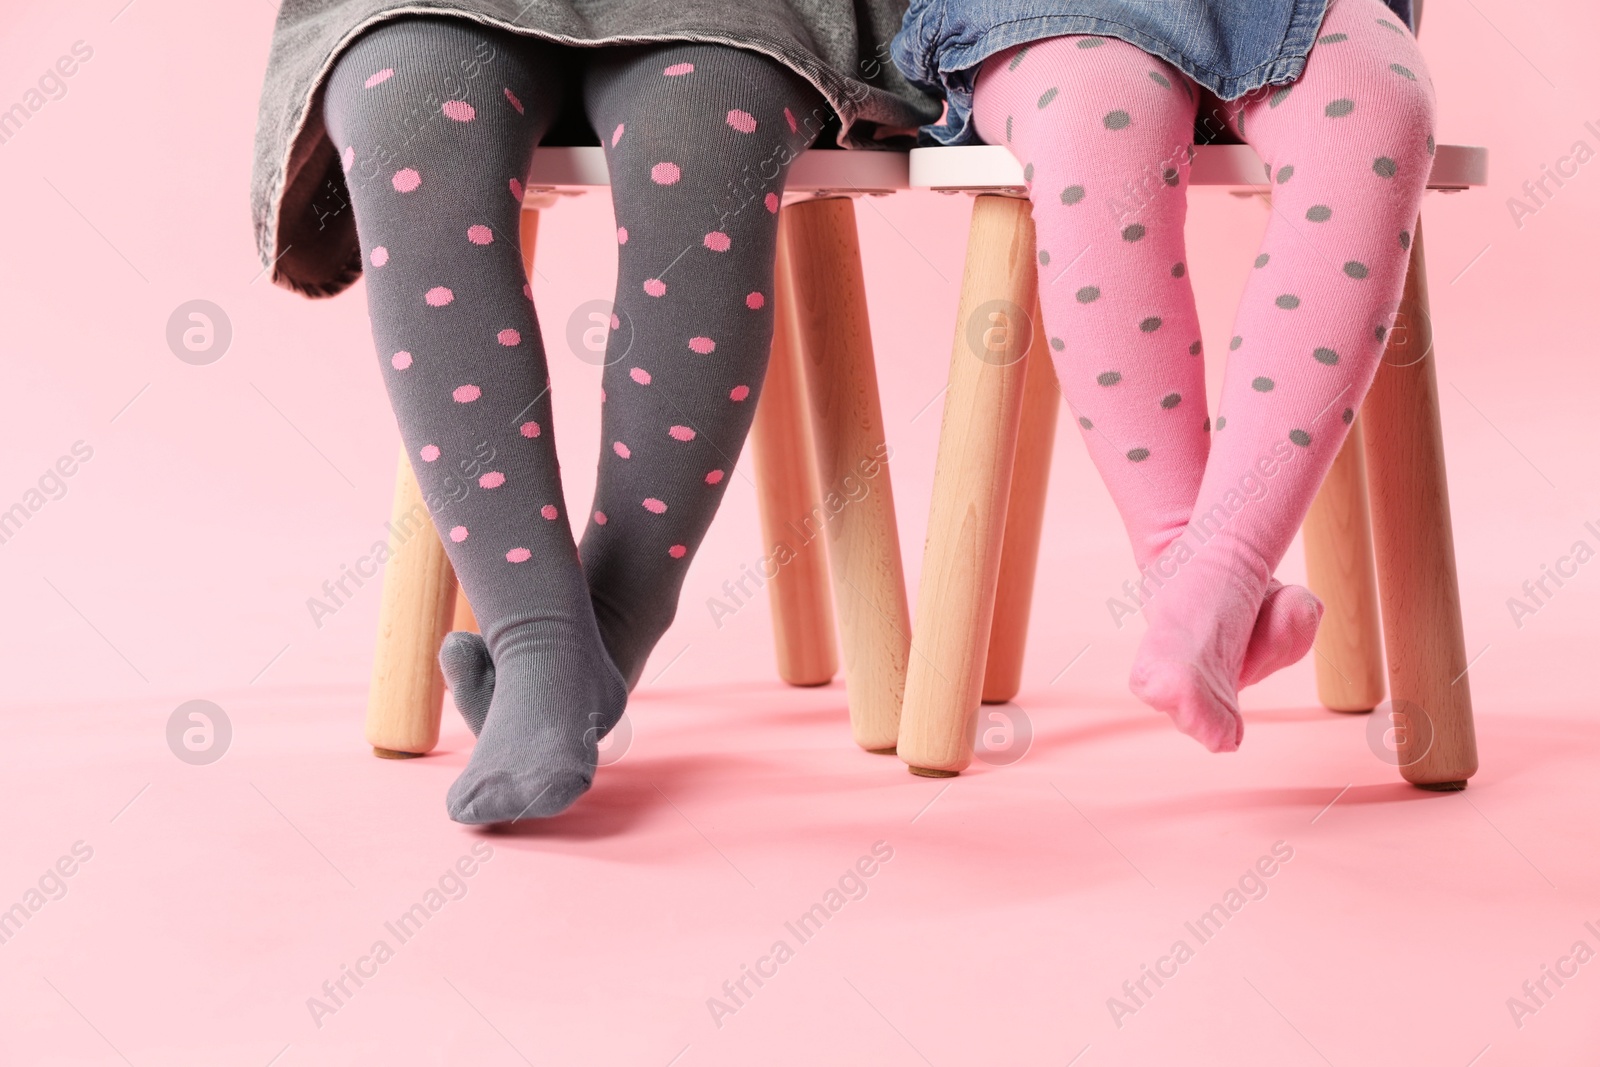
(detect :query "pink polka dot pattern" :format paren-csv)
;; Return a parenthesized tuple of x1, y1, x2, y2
(784, 108, 798, 133)
(425, 286, 454, 307)
(668, 545, 687, 559)
(594, 511, 608, 525)
(613, 441, 632, 459)
(442, 100, 475, 122)
(630, 367, 652, 384)
(705, 470, 725, 484)
(727, 109, 757, 133)
(420, 445, 441, 462)
(497, 328, 521, 346)
(664, 62, 695, 76)
(392, 168, 421, 193)
(371, 246, 389, 267)
(506, 547, 532, 563)
(342, 146, 355, 170)
(522, 283, 533, 301)
(765, 192, 780, 213)
(479, 471, 506, 488)
(450, 526, 469, 542)
(746, 292, 765, 309)
(364, 68, 393, 89)
(643, 278, 667, 297)
(643, 498, 668, 514)
(730, 384, 750, 401)
(610, 313, 621, 330)
(611, 123, 625, 146)
(651, 162, 681, 185)
(520, 421, 541, 438)
(668, 425, 696, 442)
(540, 504, 559, 520)
(391, 351, 413, 370)
(509, 177, 523, 200)
(452, 384, 481, 403)
(688, 337, 716, 354)
(504, 87, 523, 114)
(617, 227, 629, 245)
(467, 225, 494, 245)
(704, 231, 731, 252)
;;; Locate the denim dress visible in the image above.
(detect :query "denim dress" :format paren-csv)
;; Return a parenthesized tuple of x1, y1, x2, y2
(253, 0, 939, 296)
(891, 0, 1415, 145)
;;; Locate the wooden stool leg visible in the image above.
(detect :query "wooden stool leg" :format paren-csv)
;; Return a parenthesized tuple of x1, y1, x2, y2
(780, 196, 912, 751)
(749, 255, 839, 686)
(898, 195, 1038, 775)
(366, 448, 457, 757)
(1359, 216, 1478, 788)
(451, 585, 478, 634)
(981, 297, 1059, 705)
(1302, 416, 1386, 711)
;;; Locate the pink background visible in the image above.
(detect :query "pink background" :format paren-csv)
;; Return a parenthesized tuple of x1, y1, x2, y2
(2, 1, 1598, 1063)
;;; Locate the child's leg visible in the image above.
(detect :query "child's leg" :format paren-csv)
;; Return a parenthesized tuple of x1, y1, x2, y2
(576, 45, 823, 688)
(1130, 0, 1436, 749)
(971, 38, 1320, 690)
(325, 18, 624, 822)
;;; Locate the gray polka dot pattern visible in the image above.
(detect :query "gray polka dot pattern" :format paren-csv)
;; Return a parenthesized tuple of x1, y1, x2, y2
(1230, 335, 1243, 350)
(1038, 87, 1059, 109)
(1306, 205, 1333, 222)
(1276, 164, 1294, 184)
(1276, 294, 1301, 309)
(1160, 392, 1182, 409)
(1215, 416, 1227, 431)
(1344, 261, 1369, 279)
(1313, 347, 1339, 365)
(1077, 286, 1101, 304)
(1076, 37, 1104, 49)
(1104, 110, 1131, 130)
(1039, 249, 1051, 265)
(1289, 429, 1312, 446)
(1149, 70, 1171, 89)
(1342, 408, 1355, 424)
(1269, 87, 1293, 109)
(1123, 223, 1146, 241)
(1062, 184, 1086, 205)
(1326, 98, 1355, 118)
(1172, 261, 1186, 277)
(1373, 156, 1397, 178)
(1390, 62, 1416, 80)
(1050, 336, 1065, 351)
(1127, 447, 1150, 462)
(1079, 416, 1093, 429)
(1252, 376, 1275, 392)
(1189, 339, 1202, 355)
(1399, 230, 1412, 249)
(1139, 316, 1162, 333)
(1255, 253, 1271, 268)
(1097, 371, 1122, 386)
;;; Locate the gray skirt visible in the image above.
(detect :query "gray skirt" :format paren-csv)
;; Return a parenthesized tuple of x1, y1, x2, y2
(251, 0, 939, 297)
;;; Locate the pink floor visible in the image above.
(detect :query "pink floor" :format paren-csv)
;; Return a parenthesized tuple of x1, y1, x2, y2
(4, 2, 1600, 1064)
